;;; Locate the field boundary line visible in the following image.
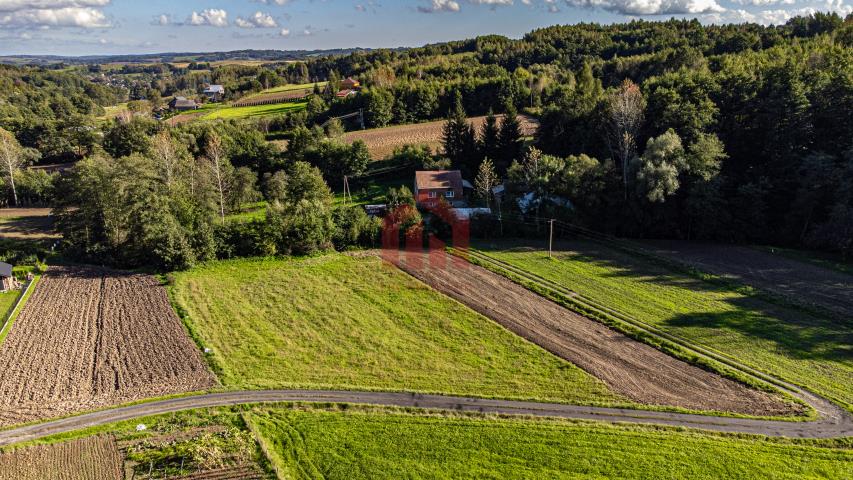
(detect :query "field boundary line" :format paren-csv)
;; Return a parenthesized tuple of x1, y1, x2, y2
(0, 274, 39, 345)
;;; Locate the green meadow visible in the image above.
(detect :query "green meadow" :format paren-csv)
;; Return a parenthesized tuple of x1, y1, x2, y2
(170, 254, 622, 405)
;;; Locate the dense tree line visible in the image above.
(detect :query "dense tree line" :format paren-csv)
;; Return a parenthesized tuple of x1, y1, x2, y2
(0, 13, 850, 262)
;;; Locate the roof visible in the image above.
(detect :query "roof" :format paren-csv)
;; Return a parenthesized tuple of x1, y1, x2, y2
(204, 85, 225, 93)
(415, 170, 464, 191)
(0, 262, 12, 278)
(341, 77, 360, 88)
(170, 97, 198, 108)
(336, 89, 355, 97)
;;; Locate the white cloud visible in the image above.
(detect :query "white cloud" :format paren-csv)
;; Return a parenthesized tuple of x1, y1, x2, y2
(418, 0, 461, 12)
(279, 28, 290, 37)
(0, 0, 111, 28)
(187, 8, 228, 27)
(255, 0, 292, 5)
(565, 0, 724, 15)
(731, 0, 794, 5)
(152, 13, 170, 26)
(0, 0, 109, 11)
(0, 6, 110, 27)
(235, 11, 277, 28)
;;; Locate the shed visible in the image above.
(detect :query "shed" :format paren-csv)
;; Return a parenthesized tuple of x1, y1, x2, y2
(0, 262, 18, 292)
(169, 96, 199, 111)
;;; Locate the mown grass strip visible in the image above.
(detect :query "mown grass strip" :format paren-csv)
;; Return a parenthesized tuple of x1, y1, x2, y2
(249, 406, 853, 480)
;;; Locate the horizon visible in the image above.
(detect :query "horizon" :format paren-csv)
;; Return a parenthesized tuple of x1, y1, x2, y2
(1, 0, 850, 57)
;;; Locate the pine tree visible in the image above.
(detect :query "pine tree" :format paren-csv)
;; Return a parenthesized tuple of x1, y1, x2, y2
(441, 93, 476, 173)
(496, 103, 522, 174)
(479, 109, 500, 165)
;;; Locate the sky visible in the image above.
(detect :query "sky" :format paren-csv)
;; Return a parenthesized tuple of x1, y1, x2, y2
(0, 0, 850, 56)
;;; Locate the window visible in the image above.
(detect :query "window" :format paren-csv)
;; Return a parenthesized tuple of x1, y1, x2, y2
(445, 191, 454, 198)
(428, 191, 437, 198)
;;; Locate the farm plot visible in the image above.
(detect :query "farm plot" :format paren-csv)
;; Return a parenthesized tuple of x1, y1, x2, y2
(0, 435, 122, 480)
(0, 266, 216, 427)
(640, 240, 853, 318)
(248, 407, 853, 480)
(342, 115, 539, 160)
(477, 239, 853, 412)
(389, 250, 796, 416)
(170, 254, 623, 406)
(0, 208, 58, 240)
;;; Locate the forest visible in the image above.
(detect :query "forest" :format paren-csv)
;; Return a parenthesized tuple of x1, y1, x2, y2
(0, 12, 850, 268)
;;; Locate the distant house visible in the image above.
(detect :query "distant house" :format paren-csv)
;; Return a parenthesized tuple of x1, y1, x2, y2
(340, 77, 360, 89)
(335, 89, 356, 98)
(203, 85, 225, 102)
(169, 96, 199, 111)
(0, 262, 18, 292)
(414, 170, 466, 209)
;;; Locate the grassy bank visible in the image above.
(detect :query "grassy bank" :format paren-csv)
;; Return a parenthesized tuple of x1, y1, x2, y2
(476, 239, 853, 411)
(248, 407, 853, 479)
(170, 253, 623, 405)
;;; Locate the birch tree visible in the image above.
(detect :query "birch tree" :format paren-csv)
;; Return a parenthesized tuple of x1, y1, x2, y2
(204, 133, 232, 221)
(607, 79, 645, 199)
(0, 128, 26, 207)
(151, 130, 180, 190)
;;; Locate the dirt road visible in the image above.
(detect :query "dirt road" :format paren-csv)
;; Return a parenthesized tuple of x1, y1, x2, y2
(0, 389, 851, 448)
(641, 241, 853, 318)
(387, 250, 797, 416)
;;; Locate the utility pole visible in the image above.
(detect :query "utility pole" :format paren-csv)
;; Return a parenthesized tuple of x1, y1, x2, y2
(549, 219, 555, 258)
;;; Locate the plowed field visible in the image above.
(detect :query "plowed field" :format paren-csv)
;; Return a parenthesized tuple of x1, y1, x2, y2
(343, 115, 539, 160)
(0, 266, 216, 426)
(389, 250, 797, 416)
(0, 435, 122, 480)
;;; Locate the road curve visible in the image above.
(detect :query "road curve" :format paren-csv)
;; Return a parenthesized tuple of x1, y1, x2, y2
(1, 389, 852, 447)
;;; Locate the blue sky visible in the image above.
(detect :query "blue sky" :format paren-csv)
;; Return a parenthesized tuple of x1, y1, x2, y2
(0, 0, 850, 56)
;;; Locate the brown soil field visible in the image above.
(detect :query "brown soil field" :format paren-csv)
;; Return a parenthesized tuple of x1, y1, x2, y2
(0, 208, 58, 240)
(388, 249, 797, 416)
(0, 435, 122, 480)
(641, 240, 853, 318)
(342, 115, 539, 160)
(0, 266, 217, 427)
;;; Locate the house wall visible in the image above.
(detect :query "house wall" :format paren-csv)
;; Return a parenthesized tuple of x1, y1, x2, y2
(416, 187, 463, 208)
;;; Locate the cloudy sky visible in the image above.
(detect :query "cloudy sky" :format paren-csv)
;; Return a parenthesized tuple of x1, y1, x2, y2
(1, 0, 850, 56)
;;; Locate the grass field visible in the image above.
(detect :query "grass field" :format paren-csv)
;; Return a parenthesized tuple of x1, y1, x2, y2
(247, 407, 853, 480)
(199, 101, 307, 120)
(476, 239, 853, 411)
(0, 291, 18, 320)
(170, 254, 623, 405)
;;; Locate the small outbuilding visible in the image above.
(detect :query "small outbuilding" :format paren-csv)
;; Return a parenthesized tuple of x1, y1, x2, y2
(340, 77, 360, 89)
(0, 262, 19, 292)
(169, 96, 199, 111)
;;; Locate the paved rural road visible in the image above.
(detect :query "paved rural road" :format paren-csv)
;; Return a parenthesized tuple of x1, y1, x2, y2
(1, 388, 852, 447)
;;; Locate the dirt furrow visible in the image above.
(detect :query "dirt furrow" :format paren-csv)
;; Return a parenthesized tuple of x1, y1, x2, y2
(388, 250, 798, 416)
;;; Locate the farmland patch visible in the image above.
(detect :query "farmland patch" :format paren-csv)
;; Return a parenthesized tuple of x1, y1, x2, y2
(0, 266, 217, 427)
(342, 115, 539, 160)
(170, 254, 623, 406)
(0, 435, 122, 480)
